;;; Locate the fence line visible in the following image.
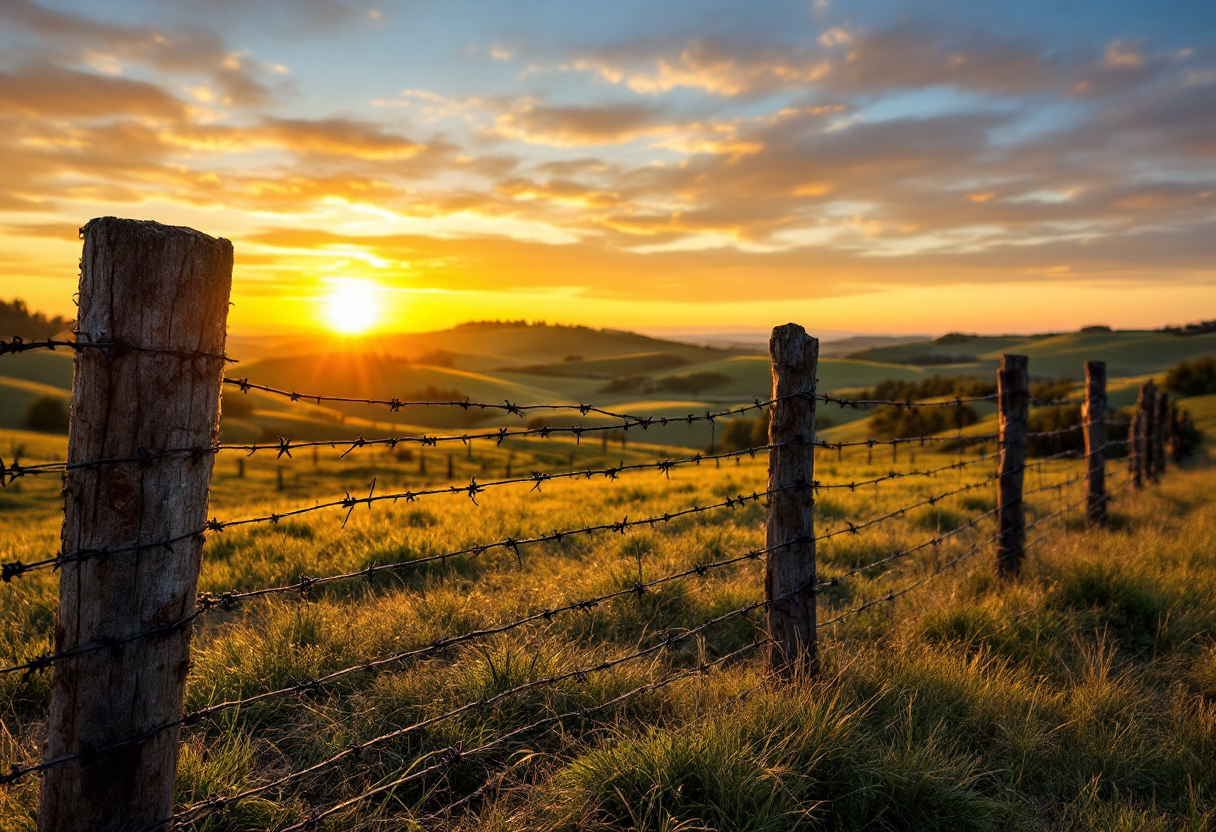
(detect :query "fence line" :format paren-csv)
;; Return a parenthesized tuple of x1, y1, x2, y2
(0, 220, 1197, 831)
(0, 450, 1081, 681)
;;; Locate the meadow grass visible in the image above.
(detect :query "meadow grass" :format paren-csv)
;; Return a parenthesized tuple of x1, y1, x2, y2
(0, 427, 1212, 831)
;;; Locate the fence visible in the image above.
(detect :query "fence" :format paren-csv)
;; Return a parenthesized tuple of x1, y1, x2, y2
(0, 218, 1197, 831)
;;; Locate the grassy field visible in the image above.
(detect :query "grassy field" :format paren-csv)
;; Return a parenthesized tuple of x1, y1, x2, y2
(1, 409, 1213, 830)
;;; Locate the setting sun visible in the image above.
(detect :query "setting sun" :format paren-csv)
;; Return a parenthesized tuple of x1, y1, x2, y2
(323, 278, 380, 334)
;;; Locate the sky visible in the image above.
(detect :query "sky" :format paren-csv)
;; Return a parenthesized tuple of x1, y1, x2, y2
(1, 0, 1214, 338)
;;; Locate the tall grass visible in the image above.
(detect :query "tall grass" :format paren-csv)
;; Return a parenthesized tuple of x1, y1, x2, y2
(0, 429, 1212, 831)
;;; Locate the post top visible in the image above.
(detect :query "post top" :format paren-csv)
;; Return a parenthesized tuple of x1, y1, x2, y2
(82, 217, 232, 255)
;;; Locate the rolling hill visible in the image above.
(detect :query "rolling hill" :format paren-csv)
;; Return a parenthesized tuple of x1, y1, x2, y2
(1, 321, 1211, 450)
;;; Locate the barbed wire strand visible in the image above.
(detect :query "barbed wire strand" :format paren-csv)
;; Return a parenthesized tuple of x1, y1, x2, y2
(164, 591, 783, 827)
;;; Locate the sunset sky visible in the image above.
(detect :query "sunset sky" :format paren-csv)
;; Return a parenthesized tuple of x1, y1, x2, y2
(1, 0, 1214, 337)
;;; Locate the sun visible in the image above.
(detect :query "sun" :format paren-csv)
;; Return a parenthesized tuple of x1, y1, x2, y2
(323, 278, 380, 335)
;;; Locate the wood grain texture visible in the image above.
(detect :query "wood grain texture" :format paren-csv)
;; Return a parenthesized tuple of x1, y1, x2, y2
(997, 354, 1028, 576)
(39, 218, 232, 832)
(765, 323, 818, 677)
(1083, 361, 1107, 524)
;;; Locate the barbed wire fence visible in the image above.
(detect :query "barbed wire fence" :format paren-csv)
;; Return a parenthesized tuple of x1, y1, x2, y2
(0, 219, 1196, 832)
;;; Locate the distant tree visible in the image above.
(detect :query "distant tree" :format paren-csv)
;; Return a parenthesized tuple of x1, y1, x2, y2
(933, 333, 977, 345)
(416, 350, 456, 368)
(563, 354, 584, 363)
(1080, 325, 1112, 333)
(863, 376, 995, 402)
(869, 404, 978, 440)
(1, 298, 72, 340)
(24, 395, 69, 433)
(1164, 356, 1216, 396)
(1160, 320, 1216, 336)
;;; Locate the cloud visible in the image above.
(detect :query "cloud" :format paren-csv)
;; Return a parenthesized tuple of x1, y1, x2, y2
(573, 39, 832, 97)
(0, 63, 187, 118)
(491, 100, 668, 145)
(0, 0, 275, 105)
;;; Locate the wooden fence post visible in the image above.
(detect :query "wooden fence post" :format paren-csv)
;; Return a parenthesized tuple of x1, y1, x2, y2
(1169, 402, 1183, 463)
(39, 218, 232, 832)
(765, 323, 818, 678)
(996, 355, 1029, 576)
(1132, 382, 1154, 486)
(1154, 391, 1169, 477)
(1082, 361, 1106, 524)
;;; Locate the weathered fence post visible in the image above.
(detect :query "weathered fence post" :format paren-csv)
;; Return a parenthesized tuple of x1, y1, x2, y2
(996, 355, 1029, 575)
(1169, 402, 1183, 463)
(1129, 400, 1144, 489)
(40, 218, 232, 832)
(1154, 391, 1169, 477)
(1082, 361, 1107, 524)
(1132, 382, 1155, 486)
(765, 323, 818, 677)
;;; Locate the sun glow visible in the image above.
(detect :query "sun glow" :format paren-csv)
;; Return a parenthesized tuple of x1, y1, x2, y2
(323, 278, 381, 334)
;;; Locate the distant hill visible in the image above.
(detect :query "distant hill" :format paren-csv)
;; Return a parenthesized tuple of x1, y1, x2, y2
(845, 330, 1216, 379)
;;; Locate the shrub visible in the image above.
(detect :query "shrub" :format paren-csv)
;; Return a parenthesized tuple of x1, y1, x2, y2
(23, 395, 69, 433)
(1163, 356, 1216, 397)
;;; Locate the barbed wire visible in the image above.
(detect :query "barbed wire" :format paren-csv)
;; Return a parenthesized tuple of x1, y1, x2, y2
(275, 638, 772, 832)
(0, 428, 1002, 485)
(0, 446, 798, 581)
(819, 480, 1088, 631)
(1, 444, 1016, 584)
(0, 409, 1090, 487)
(225, 376, 808, 424)
(0, 336, 234, 363)
(1, 431, 787, 485)
(164, 590, 782, 827)
(0, 539, 791, 788)
(815, 474, 999, 545)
